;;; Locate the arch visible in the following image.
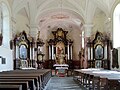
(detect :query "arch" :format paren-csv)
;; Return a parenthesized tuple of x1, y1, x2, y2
(113, 3, 120, 48)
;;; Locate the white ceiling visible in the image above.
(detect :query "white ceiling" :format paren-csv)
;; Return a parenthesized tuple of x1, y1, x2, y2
(8, 0, 117, 32)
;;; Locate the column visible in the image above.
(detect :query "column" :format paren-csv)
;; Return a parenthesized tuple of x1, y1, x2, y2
(70, 45, 72, 60)
(32, 47, 34, 60)
(52, 44, 54, 60)
(49, 45, 51, 59)
(30, 24, 38, 40)
(15, 46, 18, 59)
(67, 44, 70, 60)
(84, 24, 93, 68)
(30, 24, 39, 61)
(30, 45, 32, 60)
(30, 24, 38, 67)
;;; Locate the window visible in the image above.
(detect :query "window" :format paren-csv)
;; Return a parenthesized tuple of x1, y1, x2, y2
(113, 4, 120, 48)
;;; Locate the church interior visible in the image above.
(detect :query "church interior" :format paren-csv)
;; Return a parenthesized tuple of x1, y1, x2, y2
(0, 0, 120, 90)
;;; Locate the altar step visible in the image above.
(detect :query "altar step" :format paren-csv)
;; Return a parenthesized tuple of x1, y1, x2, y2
(44, 77, 84, 90)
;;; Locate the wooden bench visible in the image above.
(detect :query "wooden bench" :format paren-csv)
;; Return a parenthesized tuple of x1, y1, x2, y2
(0, 81, 28, 90)
(73, 69, 120, 90)
(0, 85, 22, 90)
(0, 69, 51, 90)
(0, 79, 35, 90)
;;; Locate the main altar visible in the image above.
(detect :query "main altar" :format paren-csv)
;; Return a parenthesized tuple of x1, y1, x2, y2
(48, 28, 73, 76)
(48, 28, 73, 63)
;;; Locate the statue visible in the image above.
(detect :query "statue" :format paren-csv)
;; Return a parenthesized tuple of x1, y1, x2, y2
(55, 47, 65, 64)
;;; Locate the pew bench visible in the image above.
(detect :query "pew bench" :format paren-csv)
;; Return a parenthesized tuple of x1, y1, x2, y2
(0, 85, 22, 90)
(0, 79, 35, 90)
(0, 81, 29, 90)
(0, 69, 51, 90)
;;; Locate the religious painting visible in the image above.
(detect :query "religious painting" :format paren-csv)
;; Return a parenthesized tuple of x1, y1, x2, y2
(56, 42, 65, 54)
(95, 44, 104, 60)
(19, 44, 27, 60)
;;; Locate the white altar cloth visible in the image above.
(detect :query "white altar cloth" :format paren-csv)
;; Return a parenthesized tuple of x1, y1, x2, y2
(21, 67, 37, 70)
(53, 64, 69, 67)
(53, 64, 69, 69)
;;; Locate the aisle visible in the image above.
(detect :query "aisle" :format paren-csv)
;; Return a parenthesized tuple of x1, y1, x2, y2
(44, 77, 84, 90)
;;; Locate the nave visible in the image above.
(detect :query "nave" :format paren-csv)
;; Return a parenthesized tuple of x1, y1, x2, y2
(44, 77, 84, 90)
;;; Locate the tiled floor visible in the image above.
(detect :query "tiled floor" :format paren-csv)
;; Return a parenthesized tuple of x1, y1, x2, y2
(44, 77, 84, 90)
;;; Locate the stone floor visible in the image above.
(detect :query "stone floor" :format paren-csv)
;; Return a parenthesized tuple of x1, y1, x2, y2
(44, 77, 84, 90)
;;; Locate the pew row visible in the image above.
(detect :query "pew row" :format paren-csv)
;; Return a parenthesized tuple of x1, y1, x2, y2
(73, 68, 120, 90)
(0, 85, 22, 90)
(0, 69, 51, 90)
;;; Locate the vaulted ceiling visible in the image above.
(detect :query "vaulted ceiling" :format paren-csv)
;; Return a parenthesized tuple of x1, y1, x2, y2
(7, 0, 117, 35)
(10, 0, 116, 26)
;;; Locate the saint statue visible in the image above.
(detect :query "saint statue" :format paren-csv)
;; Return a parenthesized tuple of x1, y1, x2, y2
(55, 47, 65, 64)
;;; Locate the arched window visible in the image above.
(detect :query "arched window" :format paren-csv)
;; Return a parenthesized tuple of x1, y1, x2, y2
(0, 3, 10, 47)
(113, 4, 120, 48)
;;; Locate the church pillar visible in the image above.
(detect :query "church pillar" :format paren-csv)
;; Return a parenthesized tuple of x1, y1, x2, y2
(30, 25, 38, 39)
(84, 24, 93, 68)
(52, 44, 54, 60)
(70, 45, 73, 60)
(30, 24, 39, 67)
(67, 44, 70, 60)
(16, 46, 19, 59)
(49, 45, 51, 59)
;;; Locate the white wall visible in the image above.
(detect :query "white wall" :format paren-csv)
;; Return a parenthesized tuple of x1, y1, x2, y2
(0, 46, 13, 72)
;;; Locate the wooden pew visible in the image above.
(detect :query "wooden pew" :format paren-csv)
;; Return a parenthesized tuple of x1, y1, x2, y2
(0, 79, 35, 90)
(0, 69, 51, 90)
(73, 69, 120, 90)
(0, 74, 41, 90)
(0, 85, 22, 90)
(0, 81, 28, 90)
(1, 69, 51, 89)
(0, 76, 38, 90)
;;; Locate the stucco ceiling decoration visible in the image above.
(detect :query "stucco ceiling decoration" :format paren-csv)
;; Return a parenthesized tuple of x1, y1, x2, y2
(51, 14, 69, 19)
